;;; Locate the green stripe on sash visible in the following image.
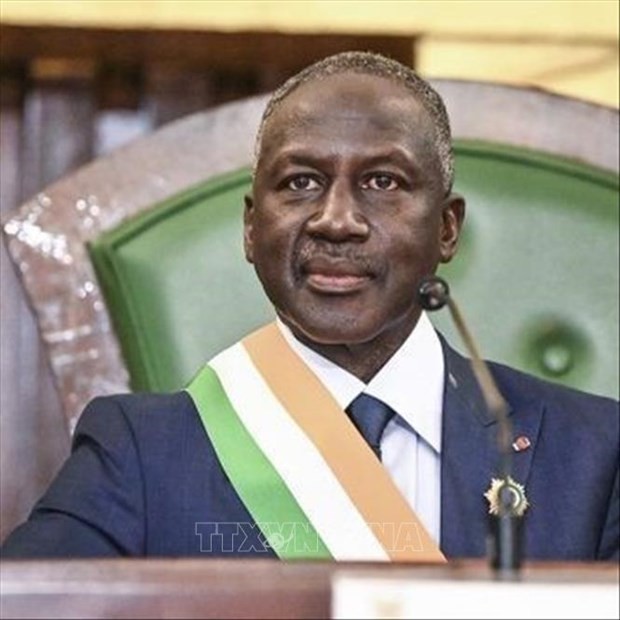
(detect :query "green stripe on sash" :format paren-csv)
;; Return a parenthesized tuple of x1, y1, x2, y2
(186, 365, 331, 559)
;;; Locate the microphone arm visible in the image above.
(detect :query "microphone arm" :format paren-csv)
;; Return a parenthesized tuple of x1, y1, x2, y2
(418, 276, 523, 577)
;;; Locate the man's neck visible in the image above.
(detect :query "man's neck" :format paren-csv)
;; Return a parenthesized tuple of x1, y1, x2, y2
(280, 312, 421, 383)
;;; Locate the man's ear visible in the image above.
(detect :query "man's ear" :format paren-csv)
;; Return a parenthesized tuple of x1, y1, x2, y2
(439, 193, 466, 264)
(243, 193, 255, 264)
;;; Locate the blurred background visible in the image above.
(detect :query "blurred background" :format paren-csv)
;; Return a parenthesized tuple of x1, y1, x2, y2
(0, 0, 618, 542)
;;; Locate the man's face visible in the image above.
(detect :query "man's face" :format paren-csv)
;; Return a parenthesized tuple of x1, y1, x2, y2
(245, 72, 464, 352)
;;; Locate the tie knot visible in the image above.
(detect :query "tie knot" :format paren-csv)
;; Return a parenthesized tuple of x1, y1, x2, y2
(346, 394, 396, 460)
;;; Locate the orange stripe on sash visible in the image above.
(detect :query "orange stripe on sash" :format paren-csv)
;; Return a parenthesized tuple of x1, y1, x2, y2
(243, 323, 446, 563)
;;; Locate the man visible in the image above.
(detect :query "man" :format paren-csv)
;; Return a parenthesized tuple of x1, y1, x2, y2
(2, 51, 618, 561)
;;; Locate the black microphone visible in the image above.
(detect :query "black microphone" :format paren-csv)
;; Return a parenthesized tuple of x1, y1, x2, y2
(418, 276, 525, 578)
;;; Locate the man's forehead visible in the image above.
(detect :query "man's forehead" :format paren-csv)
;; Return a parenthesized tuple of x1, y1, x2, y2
(260, 72, 431, 149)
(276, 71, 421, 114)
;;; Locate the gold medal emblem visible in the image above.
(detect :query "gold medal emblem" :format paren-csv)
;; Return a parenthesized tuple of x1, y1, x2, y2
(484, 476, 529, 517)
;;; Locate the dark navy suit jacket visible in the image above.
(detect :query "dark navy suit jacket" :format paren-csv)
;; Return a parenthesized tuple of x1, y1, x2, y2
(2, 344, 618, 561)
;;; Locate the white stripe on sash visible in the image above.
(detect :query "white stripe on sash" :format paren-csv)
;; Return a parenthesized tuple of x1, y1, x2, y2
(209, 343, 389, 561)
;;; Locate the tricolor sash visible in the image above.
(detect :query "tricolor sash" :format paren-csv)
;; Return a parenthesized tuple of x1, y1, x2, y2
(186, 322, 446, 563)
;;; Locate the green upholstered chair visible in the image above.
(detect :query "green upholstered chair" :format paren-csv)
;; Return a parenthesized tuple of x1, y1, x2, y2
(3, 81, 618, 431)
(88, 168, 272, 394)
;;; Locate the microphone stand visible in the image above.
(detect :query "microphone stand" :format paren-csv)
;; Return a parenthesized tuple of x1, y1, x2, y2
(418, 276, 524, 579)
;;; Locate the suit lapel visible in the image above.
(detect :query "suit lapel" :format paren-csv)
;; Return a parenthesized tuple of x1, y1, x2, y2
(439, 341, 544, 558)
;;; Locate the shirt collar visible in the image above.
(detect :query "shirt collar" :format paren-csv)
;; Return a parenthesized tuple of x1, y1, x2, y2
(276, 313, 445, 453)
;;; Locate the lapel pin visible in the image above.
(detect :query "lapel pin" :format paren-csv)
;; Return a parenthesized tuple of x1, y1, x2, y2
(512, 435, 531, 453)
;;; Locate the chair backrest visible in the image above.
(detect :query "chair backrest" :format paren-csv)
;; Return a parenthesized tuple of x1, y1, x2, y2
(3, 81, 618, 430)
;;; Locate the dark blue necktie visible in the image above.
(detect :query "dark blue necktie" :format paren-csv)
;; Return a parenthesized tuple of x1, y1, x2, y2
(346, 394, 396, 461)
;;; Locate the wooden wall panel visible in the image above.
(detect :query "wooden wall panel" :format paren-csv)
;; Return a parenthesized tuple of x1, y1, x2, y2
(0, 71, 71, 542)
(0, 25, 415, 73)
(21, 68, 95, 194)
(146, 64, 215, 128)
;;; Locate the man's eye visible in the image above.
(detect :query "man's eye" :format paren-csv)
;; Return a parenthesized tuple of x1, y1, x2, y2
(287, 175, 320, 191)
(363, 174, 399, 191)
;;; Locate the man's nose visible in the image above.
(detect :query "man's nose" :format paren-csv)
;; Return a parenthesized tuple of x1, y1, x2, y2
(305, 182, 369, 241)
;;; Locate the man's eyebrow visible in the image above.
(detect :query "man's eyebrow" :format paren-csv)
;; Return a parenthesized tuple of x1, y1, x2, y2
(268, 150, 326, 166)
(360, 148, 422, 170)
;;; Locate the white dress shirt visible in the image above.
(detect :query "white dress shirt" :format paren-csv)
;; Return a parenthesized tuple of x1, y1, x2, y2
(277, 312, 445, 544)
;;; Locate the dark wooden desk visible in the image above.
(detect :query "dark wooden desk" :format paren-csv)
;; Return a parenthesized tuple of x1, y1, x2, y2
(1, 559, 618, 619)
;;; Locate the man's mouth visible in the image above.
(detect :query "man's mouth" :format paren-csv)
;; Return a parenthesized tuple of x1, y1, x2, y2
(301, 256, 373, 294)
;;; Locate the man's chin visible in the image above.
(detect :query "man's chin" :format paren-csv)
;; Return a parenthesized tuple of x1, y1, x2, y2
(280, 313, 382, 348)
